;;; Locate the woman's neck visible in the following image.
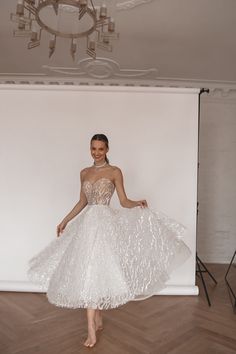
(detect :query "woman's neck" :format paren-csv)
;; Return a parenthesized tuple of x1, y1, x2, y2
(93, 161, 107, 168)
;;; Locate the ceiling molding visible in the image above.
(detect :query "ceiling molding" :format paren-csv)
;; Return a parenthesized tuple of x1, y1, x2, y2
(1, 74, 236, 93)
(1, 75, 236, 101)
(201, 88, 236, 103)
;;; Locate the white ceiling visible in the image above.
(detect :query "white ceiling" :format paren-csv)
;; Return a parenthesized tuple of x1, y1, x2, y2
(1, 0, 236, 87)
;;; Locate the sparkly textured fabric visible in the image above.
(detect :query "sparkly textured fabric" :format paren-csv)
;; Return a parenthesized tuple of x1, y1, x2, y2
(27, 177, 192, 310)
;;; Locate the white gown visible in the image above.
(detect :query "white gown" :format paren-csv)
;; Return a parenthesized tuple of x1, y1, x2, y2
(27, 177, 192, 310)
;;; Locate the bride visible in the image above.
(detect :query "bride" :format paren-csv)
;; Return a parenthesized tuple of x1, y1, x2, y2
(27, 133, 191, 348)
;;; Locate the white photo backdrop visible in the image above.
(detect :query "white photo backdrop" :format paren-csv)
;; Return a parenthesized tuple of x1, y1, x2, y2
(0, 85, 199, 295)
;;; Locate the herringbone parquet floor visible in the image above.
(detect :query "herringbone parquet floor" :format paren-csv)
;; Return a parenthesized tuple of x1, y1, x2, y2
(0, 263, 235, 354)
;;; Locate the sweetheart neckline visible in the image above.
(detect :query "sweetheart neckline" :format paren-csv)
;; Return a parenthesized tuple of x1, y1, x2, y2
(83, 177, 115, 187)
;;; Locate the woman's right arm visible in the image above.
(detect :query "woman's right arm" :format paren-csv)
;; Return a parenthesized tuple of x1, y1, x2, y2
(57, 169, 88, 237)
(113, 167, 148, 209)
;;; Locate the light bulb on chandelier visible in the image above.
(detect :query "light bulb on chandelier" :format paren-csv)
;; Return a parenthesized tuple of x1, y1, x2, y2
(10, 0, 119, 60)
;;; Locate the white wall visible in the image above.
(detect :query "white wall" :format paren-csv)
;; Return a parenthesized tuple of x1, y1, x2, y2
(198, 94, 236, 263)
(0, 85, 199, 294)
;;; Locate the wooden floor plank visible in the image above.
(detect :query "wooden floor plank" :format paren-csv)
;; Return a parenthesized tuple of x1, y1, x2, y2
(0, 263, 235, 354)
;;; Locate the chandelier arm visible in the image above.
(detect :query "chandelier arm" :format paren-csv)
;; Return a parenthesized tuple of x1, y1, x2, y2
(24, 3, 37, 16)
(89, 0, 96, 14)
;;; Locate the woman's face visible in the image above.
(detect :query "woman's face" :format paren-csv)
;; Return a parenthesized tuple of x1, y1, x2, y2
(90, 140, 108, 164)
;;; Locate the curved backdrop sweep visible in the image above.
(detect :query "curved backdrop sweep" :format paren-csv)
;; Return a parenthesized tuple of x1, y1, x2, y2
(0, 85, 199, 295)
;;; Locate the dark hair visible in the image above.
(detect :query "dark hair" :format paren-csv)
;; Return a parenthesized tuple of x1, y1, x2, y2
(91, 134, 109, 163)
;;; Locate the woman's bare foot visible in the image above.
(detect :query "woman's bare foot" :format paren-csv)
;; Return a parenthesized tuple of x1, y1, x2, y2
(95, 310, 103, 331)
(83, 321, 97, 348)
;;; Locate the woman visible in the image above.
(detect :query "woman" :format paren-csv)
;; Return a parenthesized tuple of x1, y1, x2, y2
(27, 133, 191, 348)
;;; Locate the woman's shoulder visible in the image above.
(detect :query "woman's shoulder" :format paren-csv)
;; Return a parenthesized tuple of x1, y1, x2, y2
(80, 166, 92, 176)
(109, 165, 122, 175)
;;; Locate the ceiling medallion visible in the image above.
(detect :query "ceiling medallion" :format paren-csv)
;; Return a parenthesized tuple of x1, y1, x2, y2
(42, 58, 158, 79)
(10, 0, 119, 60)
(116, 0, 155, 10)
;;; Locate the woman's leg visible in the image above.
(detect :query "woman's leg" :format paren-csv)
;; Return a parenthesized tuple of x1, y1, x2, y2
(83, 308, 97, 347)
(95, 309, 103, 330)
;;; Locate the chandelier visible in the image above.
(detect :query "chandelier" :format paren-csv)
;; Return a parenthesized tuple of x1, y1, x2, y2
(10, 0, 119, 60)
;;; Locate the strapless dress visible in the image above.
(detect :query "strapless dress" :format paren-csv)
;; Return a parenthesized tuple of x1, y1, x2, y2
(27, 177, 192, 309)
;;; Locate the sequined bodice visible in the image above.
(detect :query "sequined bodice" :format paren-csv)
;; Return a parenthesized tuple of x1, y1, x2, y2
(82, 177, 115, 205)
